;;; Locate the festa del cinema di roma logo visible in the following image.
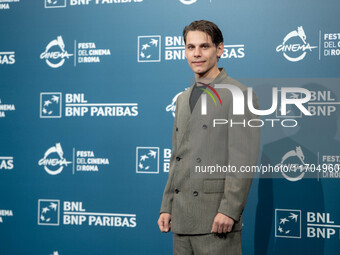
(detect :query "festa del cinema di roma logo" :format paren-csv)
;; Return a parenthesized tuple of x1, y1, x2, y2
(38, 142, 110, 174)
(276, 26, 317, 62)
(38, 143, 72, 175)
(276, 146, 308, 182)
(40, 36, 73, 68)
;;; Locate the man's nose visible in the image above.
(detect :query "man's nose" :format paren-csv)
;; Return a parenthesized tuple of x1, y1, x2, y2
(194, 47, 202, 57)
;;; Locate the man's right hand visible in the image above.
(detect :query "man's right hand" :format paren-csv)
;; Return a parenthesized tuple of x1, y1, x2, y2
(158, 213, 171, 232)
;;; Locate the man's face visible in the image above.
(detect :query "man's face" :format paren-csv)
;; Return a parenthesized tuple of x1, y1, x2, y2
(185, 30, 224, 78)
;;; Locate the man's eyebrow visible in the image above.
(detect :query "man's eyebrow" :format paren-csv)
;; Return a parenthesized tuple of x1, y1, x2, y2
(186, 42, 212, 46)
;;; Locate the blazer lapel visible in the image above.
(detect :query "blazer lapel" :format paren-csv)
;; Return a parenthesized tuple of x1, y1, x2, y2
(176, 85, 194, 149)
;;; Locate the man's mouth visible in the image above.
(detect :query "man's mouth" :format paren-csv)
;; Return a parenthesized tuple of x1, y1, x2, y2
(192, 60, 206, 66)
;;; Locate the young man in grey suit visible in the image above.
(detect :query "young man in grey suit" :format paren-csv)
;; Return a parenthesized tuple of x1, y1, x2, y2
(158, 20, 260, 255)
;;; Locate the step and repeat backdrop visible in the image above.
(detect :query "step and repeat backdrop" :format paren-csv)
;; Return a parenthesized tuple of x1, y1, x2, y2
(1, 0, 340, 255)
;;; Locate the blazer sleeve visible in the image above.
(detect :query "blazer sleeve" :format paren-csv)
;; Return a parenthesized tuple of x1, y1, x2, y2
(160, 97, 180, 214)
(218, 89, 260, 221)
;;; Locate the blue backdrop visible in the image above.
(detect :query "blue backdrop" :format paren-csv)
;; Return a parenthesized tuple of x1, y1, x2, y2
(1, 0, 340, 254)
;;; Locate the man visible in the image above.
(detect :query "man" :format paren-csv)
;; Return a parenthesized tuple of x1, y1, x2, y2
(158, 20, 260, 255)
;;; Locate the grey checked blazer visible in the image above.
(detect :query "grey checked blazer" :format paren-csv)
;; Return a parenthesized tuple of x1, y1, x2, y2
(160, 68, 260, 235)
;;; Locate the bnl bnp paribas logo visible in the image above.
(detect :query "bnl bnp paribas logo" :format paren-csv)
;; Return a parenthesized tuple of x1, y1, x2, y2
(0, 51, 15, 64)
(136, 147, 171, 173)
(38, 199, 60, 225)
(44, 0, 143, 8)
(276, 26, 317, 62)
(38, 200, 137, 228)
(0, 156, 14, 171)
(45, 0, 66, 8)
(137, 36, 161, 62)
(40, 92, 138, 118)
(275, 209, 301, 238)
(275, 209, 339, 239)
(137, 35, 244, 62)
(40, 93, 62, 118)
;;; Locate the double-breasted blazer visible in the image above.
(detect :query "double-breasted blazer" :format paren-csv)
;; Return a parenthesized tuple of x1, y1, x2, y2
(160, 68, 260, 235)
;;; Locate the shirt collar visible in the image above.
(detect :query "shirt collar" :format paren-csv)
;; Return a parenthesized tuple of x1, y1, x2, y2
(213, 67, 229, 85)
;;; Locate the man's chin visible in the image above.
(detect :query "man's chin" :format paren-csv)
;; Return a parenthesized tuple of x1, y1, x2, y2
(194, 70, 209, 78)
(192, 67, 206, 75)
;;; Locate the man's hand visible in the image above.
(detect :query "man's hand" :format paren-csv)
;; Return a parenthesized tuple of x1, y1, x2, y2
(211, 213, 235, 233)
(158, 213, 171, 232)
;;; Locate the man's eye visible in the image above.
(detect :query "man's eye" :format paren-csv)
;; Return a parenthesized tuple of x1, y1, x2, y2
(187, 46, 193, 49)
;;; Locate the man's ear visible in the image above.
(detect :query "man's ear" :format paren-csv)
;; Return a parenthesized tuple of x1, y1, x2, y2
(216, 42, 224, 58)
(184, 45, 188, 59)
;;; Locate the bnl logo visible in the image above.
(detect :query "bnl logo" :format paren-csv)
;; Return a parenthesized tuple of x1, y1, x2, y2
(275, 209, 301, 238)
(45, 0, 66, 8)
(136, 147, 159, 174)
(201, 85, 312, 116)
(307, 212, 338, 239)
(40, 92, 62, 118)
(137, 36, 161, 62)
(38, 199, 60, 226)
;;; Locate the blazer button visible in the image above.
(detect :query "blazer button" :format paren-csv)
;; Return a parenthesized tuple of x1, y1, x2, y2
(196, 158, 201, 163)
(202, 124, 207, 129)
(175, 189, 180, 194)
(193, 191, 198, 196)
(176, 127, 178, 131)
(176, 157, 181, 161)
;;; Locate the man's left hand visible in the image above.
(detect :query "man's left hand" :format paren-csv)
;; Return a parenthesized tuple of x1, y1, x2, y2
(211, 213, 235, 233)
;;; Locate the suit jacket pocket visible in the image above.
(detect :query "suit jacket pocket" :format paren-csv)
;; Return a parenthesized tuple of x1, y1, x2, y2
(203, 179, 225, 193)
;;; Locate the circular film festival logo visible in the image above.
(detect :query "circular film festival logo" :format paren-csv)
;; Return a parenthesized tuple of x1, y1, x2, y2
(40, 36, 73, 68)
(276, 26, 317, 62)
(38, 143, 72, 175)
(276, 146, 308, 182)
